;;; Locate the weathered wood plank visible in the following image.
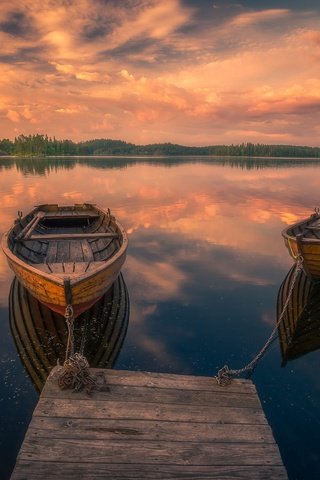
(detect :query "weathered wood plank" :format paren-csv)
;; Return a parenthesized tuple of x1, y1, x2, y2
(63, 262, 75, 274)
(34, 263, 52, 273)
(47, 263, 64, 274)
(41, 383, 261, 408)
(44, 213, 100, 219)
(74, 262, 90, 274)
(46, 241, 58, 263)
(17, 437, 284, 466)
(35, 398, 263, 423)
(43, 368, 256, 394)
(23, 233, 119, 241)
(81, 240, 94, 262)
(57, 242, 70, 263)
(69, 241, 85, 262)
(27, 417, 274, 443)
(11, 462, 288, 479)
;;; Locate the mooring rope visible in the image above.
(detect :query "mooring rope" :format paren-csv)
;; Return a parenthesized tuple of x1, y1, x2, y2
(56, 304, 107, 394)
(64, 304, 74, 361)
(215, 255, 304, 386)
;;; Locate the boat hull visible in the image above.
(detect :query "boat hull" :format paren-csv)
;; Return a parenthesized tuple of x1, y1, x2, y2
(5, 248, 126, 317)
(282, 213, 320, 280)
(283, 236, 320, 279)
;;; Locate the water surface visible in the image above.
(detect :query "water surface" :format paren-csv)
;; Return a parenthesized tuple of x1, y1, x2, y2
(0, 156, 320, 479)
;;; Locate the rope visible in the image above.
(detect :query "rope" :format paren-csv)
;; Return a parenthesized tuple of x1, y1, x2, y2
(215, 256, 304, 386)
(57, 353, 107, 395)
(56, 304, 107, 394)
(64, 305, 74, 361)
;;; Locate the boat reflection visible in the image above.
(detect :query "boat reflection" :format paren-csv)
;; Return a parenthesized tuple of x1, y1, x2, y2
(9, 273, 129, 392)
(277, 265, 320, 365)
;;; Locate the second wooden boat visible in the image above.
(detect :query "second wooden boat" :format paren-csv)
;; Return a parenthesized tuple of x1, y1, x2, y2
(2, 203, 128, 317)
(282, 210, 320, 279)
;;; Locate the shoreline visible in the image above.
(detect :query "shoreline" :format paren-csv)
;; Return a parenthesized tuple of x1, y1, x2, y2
(1, 154, 320, 160)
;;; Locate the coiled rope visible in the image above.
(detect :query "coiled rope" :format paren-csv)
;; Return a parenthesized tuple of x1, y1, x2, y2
(215, 255, 304, 386)
(56, 305, 107, 395)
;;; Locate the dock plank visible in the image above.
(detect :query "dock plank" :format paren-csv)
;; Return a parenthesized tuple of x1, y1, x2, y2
(11, 462, 288, 480)
(27, 417, 275, 443)
(17, 438, 284, 465)
(35, 398, 266, 424)
(11, 368, 288, 479)
(43, 368, 257, 394)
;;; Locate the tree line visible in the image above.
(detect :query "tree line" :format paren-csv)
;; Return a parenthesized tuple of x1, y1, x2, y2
(0, 134, 319, 157)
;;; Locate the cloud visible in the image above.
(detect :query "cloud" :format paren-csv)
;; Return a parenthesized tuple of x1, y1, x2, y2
(125, 256, 187, 303)
(0, 10, 32, 37)
(229, 9, 291, 27)
(0, 1, 319, 144)
(6, 110, 20, 123)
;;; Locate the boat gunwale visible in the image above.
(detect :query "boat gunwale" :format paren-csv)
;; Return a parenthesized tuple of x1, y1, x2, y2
(1, 204, 128, 287)
(281, 214, 320, 243)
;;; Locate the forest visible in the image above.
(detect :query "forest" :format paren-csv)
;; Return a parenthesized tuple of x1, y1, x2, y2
(0, 134, 320, 158)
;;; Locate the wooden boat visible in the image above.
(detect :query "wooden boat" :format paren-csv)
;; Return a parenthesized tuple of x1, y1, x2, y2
(277, 265, 320, 365)
(2, 204, 128, 317)
(282, 210, 320, 279)
(9, 274, 129, 392)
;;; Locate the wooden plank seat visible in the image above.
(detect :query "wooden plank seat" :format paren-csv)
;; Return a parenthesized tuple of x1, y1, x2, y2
(44, 212, 100, 219)
(20, 232, 119, 242)
(306, 226, 320, 231)
(35, 261, 107, 275)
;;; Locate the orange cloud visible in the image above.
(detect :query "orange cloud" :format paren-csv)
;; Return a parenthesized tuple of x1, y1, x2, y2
(229, 9, 291, 27)
(0, 1, 319, 144)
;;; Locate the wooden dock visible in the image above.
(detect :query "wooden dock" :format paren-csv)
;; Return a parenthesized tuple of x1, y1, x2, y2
(11, 368, 288, 479)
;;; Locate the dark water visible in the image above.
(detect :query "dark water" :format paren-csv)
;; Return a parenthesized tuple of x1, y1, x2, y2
(0, 156, 320, 479)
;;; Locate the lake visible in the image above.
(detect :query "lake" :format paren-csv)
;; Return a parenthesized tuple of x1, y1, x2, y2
(0, 156, 320, 479)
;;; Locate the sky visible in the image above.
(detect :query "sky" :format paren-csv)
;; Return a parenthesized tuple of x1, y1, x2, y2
(1, 0, 320, 146)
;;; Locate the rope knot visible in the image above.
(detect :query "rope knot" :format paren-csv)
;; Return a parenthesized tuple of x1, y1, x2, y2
(57, 353, 107, 395)
(215, 365, 232, 386)
(65, 304, 74, 320)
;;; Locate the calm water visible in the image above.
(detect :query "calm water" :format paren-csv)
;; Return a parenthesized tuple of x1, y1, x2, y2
(0, 156, 320, 479)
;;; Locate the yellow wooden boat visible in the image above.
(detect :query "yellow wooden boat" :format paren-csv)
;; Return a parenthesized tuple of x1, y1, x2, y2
(2, 203, 128, 317)
(277, 265, 320, 365)
(282, 211, 320, 279)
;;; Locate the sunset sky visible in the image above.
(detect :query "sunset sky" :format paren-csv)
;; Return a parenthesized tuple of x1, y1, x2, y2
(1, 0, 320, 145)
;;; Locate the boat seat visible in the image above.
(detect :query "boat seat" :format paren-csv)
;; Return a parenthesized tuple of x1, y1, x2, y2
(21, 232, 118, 242)
(35, 261, 108, 276)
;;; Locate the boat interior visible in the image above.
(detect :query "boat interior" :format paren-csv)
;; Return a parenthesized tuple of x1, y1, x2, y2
(8, 205, 122, 275)
(287, 214, 320, 240)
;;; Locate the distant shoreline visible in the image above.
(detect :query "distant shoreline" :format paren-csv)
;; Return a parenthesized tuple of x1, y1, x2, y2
(1, 154, 320, 160)
(1, 135, 320, 158)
